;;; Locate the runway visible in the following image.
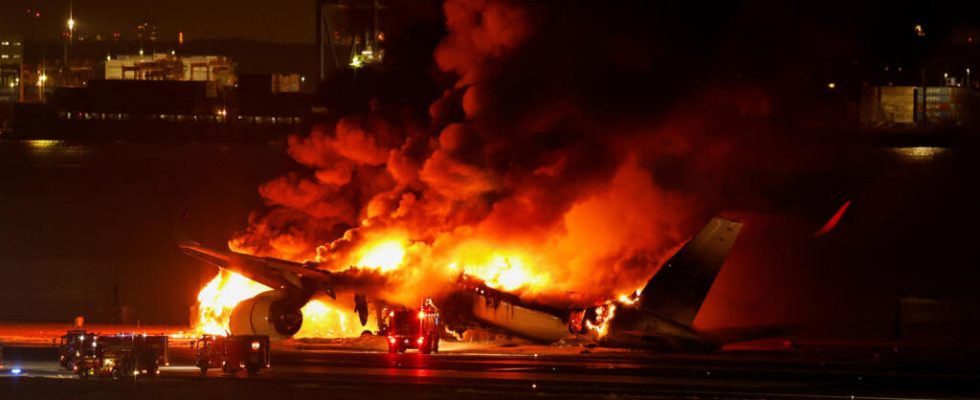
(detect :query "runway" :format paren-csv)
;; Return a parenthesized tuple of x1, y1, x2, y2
(2, 345, 978, 399)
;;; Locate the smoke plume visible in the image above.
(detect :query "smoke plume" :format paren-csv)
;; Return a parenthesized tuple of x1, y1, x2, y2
(229, 0, 831, 310)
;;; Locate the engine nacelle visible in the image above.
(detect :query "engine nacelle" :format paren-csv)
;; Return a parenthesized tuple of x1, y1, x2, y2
(229, 291, 304, 340)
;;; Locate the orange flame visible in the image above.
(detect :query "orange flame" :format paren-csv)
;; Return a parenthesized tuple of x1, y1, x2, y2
(354, 239, 407, 272)
(446, 241, 549, 292)
(194, 271, 381, 338)
(294, 297, 379, 338)
(195, 270, 270, 336)
(193, 235, 557, 338)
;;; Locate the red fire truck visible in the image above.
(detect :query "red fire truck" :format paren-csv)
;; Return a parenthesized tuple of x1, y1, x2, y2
(58, 330, 95, 371)
(386, 300, 441, 354)
(194, 335, 270, 375)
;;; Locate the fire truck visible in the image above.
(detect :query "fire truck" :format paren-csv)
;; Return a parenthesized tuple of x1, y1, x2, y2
(194, 335, 270, 375)
(73, 334, 167, 379)
(58, 330, 96, 371)
(386, 300, 441, 354)
(60, 331, 168, 374)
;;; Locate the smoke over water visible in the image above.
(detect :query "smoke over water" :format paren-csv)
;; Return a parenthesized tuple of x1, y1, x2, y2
(206, 0, 827, 335)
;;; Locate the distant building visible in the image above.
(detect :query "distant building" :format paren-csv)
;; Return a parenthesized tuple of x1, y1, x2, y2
(1, 35, 24, 103)
(0, 35, 23, 65)
(105, 54, 236, 87)
(860, 86, 973, 129)
(272, 74, 304, 93)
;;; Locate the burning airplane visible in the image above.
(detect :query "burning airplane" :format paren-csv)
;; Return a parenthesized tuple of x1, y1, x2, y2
(177, 0, 787, 351)
(179, 216, 743, 351)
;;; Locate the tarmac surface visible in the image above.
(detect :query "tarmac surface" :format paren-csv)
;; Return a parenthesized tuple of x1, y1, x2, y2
(2, 342, 980, 400)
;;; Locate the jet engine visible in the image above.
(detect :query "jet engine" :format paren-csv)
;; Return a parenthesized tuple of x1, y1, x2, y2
(228, 291, 304, 339)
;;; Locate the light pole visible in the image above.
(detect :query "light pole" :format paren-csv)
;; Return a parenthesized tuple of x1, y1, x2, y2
(37, 71, 47, 102)
(64, 1, 74, 85)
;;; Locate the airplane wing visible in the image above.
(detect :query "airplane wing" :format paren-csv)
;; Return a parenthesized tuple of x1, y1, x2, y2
(178, 242, 337, 299)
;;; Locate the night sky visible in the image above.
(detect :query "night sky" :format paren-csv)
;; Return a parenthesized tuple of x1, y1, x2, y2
(1, 0, 317, 43)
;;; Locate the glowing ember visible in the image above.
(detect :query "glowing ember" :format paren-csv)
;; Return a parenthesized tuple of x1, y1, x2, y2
(587, 303, 617, 337)
(355, 239, 407, 272)
(617, 289, 642, 306)
(195, 270, 270, 335)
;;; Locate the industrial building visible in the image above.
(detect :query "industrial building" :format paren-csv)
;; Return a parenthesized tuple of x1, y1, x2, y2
(104, 54, 236, 86)
(0, 35, 24, 103)
(860, 86, 976, 129)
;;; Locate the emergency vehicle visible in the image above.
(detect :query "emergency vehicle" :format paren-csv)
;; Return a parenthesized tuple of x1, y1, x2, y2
(194, 334, 270, 375)
(386, 299, 441, 354)
(73, 334, 166, 379)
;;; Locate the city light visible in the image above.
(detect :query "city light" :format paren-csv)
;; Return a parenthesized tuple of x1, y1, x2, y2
(68, 18, 76, 31)
(350, 55, 364, 69)
(914, 24, 925, 37)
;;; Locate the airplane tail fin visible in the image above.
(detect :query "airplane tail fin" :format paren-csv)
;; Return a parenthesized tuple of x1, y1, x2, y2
(638, 217, 742, 328)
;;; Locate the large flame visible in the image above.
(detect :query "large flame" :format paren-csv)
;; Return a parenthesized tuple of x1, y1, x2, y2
(191, 236, 553, 337)
(189, 0, 761, 339)
(294, 296, 380, 338)
(448, 244, 548, 292)
(355, 239, 407, 272)
(193, 271, 385, 338)
(195, 270, 270, 335)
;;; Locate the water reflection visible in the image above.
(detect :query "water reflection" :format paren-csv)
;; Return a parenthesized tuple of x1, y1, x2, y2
(26, 139, 63, 150)
(22, 139, 93, 160)
(890, 146, 947, 163)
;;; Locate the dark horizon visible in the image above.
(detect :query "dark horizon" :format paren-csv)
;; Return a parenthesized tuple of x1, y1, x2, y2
(1, 0, 318, 44)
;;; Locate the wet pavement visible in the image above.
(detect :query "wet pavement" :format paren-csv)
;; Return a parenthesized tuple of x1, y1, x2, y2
(2, 345, 979, 399)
